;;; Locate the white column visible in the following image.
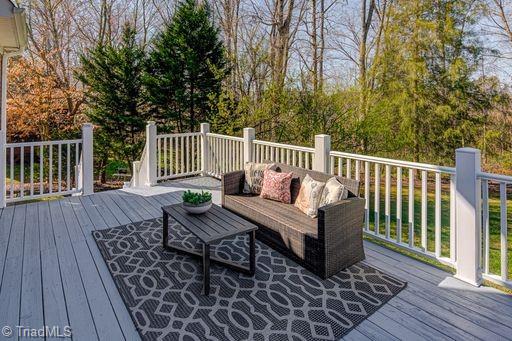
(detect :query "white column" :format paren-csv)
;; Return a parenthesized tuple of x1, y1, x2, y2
(313, 134, 331, 173)
(243, 127, 255, 165)
(146, 121, 157, 186)
(0, 132, 4, 208)
(1, 54, 7, 134)
(200, 123, 210, 175)
(455, 147, 482, 286)
(0, 55, 7, 207)
(81, 123, 94, 195)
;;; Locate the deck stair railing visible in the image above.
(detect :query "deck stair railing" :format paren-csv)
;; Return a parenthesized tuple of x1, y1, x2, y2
(133, 122, 510, 289)
(0, 123, 94, 206)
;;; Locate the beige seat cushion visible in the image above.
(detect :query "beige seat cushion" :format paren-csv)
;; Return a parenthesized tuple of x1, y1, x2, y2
(223, 194, 317, 238)
(294, 174, 326, 218)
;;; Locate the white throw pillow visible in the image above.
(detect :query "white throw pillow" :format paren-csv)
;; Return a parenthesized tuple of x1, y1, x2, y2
(294, 174, 326, 218)
(319, 177, 348, 208)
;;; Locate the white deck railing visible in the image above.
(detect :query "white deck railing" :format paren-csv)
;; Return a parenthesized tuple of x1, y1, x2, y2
(252, 140, 315, 169)
(478, 171, 511, 286)
(1, 123, 94, 205)
(6, 139, 82, 201)
(206, 133, 244, 177)
(132, 122, 511, 289)
(330, 151, 457, 267)
(156, 132, 202, 180)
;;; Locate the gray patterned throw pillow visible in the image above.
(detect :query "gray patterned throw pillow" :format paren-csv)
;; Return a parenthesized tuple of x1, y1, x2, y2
(243, 162, 277, 194)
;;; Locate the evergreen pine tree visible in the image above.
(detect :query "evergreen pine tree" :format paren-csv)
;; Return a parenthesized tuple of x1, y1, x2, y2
(78, 24, 148, 178)
(144, 0, 228, 132)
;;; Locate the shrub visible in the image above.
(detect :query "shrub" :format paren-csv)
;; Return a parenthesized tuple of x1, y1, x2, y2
(182, 190, 212, 205)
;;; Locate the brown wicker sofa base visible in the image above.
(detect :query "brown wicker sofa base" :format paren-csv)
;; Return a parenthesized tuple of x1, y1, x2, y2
(221, 163, 366, 279)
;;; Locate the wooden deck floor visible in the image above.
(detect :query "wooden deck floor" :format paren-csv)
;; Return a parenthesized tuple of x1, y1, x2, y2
(0, 176, 511, 341)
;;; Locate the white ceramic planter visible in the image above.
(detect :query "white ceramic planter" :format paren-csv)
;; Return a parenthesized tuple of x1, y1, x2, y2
(182, 200, 212, 214)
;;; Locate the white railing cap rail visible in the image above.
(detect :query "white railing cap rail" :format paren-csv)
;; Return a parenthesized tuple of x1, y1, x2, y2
(206, 132, 243, 141)
(6, 139, 83, 147)
(157, 132, 201, 138)
(477, 171, 512, 183)
(253, 139, 315, 153)
(330, 150, 456, 174)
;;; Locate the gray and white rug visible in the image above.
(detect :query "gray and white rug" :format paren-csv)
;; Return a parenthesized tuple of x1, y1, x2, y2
(93, 218, 406, 341)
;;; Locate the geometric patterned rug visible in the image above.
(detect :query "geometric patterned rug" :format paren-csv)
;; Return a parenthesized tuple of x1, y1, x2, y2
(93, 218, 407, 341)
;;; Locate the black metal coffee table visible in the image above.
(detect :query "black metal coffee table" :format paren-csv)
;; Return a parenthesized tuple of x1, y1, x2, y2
(162, 203, 257, 295)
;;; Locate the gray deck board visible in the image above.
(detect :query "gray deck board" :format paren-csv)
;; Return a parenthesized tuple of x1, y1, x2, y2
(19, 203, 43, 336)
(48, 200, 98, 341)
(59, 198, 125, 340)
(0, 206, 13, 285)
(38, 201, 70, 341)
(94, 192, 131, 226)
(79, 195, 109, 230)
(0, 205, 25, 341)
(104, 190, 145, 222)
(0, 176, 510, 341)
(365, 247, 512, 333)
(354, 321, 399, 341)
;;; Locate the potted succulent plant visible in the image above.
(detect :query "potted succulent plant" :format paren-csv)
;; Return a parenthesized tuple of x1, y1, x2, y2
(181, 190, 213, 214)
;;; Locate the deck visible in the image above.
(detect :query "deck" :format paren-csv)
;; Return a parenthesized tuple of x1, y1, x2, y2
(0, 176, 511, 341)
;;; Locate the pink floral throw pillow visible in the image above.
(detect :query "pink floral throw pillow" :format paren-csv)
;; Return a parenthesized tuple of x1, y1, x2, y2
(260, 169, 293, 204)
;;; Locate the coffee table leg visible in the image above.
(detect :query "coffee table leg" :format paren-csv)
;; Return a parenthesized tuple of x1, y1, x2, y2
(162, 210, 169, 248)
(202, 243, 210, 295)
(249, 231, 255, 275)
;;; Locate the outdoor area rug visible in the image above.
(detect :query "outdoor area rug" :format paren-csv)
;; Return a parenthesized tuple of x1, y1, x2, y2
(93, 217, 407, 341)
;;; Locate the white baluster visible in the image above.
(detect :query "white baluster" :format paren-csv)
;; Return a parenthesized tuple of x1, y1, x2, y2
(500, 182, 508, 281)
(482, 179, 489, 274)
(397, 167, 402, 243)
(421, 170, 427, 250)
(374, 163, 380, 235)
(385, 164, 391, 239)
(435, 172, 442, 257)
(408, 169, 415, 247)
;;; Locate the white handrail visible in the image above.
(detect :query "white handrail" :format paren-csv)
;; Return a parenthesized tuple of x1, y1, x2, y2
(206, 132, 243, 142)
(330, 151, 455, 174)
(477, 171, 512, 183)
(253, 139, 315, 153)
(7, 139, 82, 148)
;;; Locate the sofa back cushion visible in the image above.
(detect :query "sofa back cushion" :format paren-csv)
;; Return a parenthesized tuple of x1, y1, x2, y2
(294, 174, 326, 218)
(274, 163, 360, 197)
(243, 162, 277, 194)
(319, 177, 349, 207)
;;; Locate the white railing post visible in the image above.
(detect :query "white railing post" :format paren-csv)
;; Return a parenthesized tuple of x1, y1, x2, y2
(313, 134, 331, 173)
(0, 54, 7, 207)
(146, 121, 157, 186)
(243, 127, 255, 164)
(0, 132, 5, 208)
(455, 147, 482, 286)
(200, 123, 210, 175)
(132, 160, 140, 188)
(81, 123, 94, 195)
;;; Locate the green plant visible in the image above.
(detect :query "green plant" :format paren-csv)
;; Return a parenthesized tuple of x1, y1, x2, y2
(182, 190, 212, 205)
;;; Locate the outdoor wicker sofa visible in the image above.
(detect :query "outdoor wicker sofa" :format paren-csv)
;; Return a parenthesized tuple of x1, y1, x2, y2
(221, 163, 366, 279)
